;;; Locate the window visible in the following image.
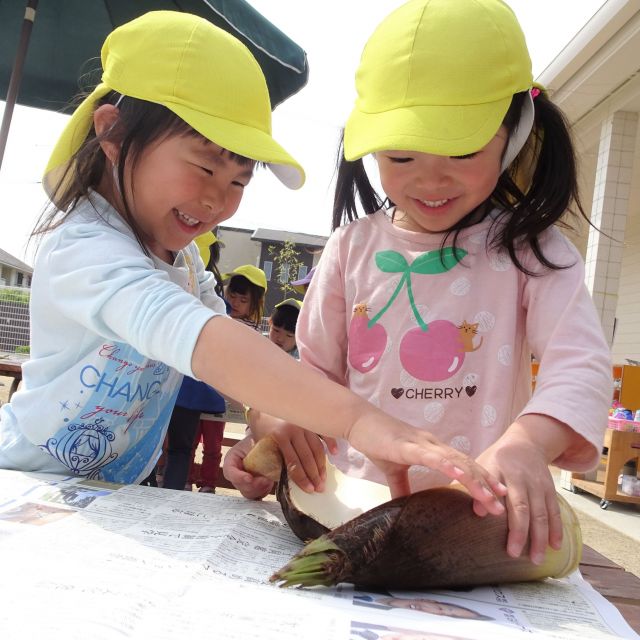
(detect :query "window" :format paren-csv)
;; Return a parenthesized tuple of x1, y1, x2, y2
(279, 263, 290, 284)
(263, 260, 273, 281)
(297, 265, 308, 281)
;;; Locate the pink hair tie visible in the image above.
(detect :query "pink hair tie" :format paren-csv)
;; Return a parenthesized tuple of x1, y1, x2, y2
(530, 87, 541, 99)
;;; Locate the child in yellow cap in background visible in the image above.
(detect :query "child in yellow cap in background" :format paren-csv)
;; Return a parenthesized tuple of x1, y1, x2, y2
(268, 298, 302, 358)
(158, 231, 229, 492)
(0, 10, 508, 511)
(228, 296, 302, 498)
(223, 265, 267, 331)
(234, 0, 612, 563)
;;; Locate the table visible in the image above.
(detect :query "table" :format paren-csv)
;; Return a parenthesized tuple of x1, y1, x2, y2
(0, 471, 638, 639)
(580, 544, 640, 633)
(0, 351, 27, 400)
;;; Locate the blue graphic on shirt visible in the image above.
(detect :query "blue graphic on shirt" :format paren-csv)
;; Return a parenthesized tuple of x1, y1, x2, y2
(41, 417, 118, 477)
(39, 341, 182, 483)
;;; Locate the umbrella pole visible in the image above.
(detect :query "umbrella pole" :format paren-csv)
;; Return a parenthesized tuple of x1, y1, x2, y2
(0, 0, 39, 172)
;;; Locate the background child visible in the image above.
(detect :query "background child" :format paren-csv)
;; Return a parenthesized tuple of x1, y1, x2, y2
(233, 296, 302, 494)
(268, 298, 302, 358)
(160, 231, 228, 492)
(290, 266, 316, 296)
(192, 264, 267, 493)
(0, 10, 507, 513)
(235, 0, 612, 564)
(224, 265, 267, 330)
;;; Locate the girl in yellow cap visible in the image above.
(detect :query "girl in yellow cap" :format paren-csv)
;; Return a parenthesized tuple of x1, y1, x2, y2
(159, 232, 229, 493)
(224, 265, 267, 330)
(244, 0, 611, 565)
(0, 11, 505, 510)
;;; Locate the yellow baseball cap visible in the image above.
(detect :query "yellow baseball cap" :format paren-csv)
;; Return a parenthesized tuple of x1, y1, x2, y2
(275, 298, 303, 310)
(223, 265, 267, 291)
(344, 0, 533, 161)
(194, 231, 217, 266)
(44, 11, 305, 195)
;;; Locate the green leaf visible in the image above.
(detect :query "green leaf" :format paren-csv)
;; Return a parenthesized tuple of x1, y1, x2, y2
(375, 250, 409, 273)
(410, 247, 468, 275)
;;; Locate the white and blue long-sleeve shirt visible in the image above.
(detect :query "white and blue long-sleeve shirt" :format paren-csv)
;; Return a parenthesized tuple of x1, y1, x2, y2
(0, 192, 227, 484)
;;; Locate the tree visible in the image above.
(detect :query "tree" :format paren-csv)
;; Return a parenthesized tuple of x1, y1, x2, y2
(268, 240, 304, 300)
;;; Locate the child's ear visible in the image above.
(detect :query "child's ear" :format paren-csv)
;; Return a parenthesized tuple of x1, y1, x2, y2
(93, 104, 121, 165)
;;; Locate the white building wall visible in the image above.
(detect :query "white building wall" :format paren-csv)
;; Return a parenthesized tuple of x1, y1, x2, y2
(215, 228, 260, 277)
(611, 169, 640, 362)
(584, 112, 637, 347)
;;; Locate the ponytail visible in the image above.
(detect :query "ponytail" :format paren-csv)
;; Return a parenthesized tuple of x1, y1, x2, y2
(332, 134, 385, 231)
(489, 91, 588, 273)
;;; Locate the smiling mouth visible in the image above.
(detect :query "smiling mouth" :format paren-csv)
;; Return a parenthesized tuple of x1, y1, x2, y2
(175, 209, 200, 227)
(419, 198, 450, 208)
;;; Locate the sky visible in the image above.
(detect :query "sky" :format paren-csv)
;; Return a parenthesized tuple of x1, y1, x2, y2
(0, 0, 606, 266)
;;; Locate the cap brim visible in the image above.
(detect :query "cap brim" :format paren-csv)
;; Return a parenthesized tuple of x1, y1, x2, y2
(169, 101, 305, 190)
(275, 299, 302, 310)
(344, 96, 513, 161)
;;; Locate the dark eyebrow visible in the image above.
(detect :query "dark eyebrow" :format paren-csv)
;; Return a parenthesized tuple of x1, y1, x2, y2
(199, 138, 255, 167)
(193, 145, 255, 179)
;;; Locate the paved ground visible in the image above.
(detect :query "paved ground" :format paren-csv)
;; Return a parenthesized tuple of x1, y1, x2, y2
(0, 375, 10, 405)
(550, 465, 640, 577)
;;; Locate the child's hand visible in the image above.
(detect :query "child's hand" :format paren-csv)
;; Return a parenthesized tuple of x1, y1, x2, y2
(222, 435, 274, 500)
(474, 417, 569, 565)
(268, 422, 338, 494)
(346, 417, 507, 514)
(247, 409, 338, 494)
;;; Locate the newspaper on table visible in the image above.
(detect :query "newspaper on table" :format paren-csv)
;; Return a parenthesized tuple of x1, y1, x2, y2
(0, 469, 637, 640)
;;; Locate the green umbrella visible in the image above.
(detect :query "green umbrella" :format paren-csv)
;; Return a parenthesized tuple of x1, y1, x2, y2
(0, 0, 309, 169)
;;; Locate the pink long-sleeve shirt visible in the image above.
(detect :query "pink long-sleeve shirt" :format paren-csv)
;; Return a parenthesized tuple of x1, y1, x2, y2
(296, 210, 612, 490)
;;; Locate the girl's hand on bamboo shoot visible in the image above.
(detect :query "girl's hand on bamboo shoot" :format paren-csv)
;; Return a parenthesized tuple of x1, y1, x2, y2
(267, 421, 338, 494)
(345, 420, 507, 513)
(475, 437, 563, 565)
(246, 410, 338, 493)
(223, 436, 274, 500)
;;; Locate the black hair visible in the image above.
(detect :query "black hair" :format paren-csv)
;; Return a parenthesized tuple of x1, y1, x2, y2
(206, 240, 225, 298)
(270, 304, 300, 333)
(226, 274, 265, 325)
(332, 91, 588, 275)
(32, 91, 253, 256)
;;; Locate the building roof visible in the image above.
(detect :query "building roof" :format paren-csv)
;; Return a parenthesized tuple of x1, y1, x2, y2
(0, 247, 33, 273)
(538, 1, 640, 147)
(217, 225, 254, 235)
(251, 228, 327, 248)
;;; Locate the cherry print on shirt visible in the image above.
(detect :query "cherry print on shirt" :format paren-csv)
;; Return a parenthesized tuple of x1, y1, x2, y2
(350, 248, 486, 383)
(348, 248, 487, 382)
(348, 303, 388, 372)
